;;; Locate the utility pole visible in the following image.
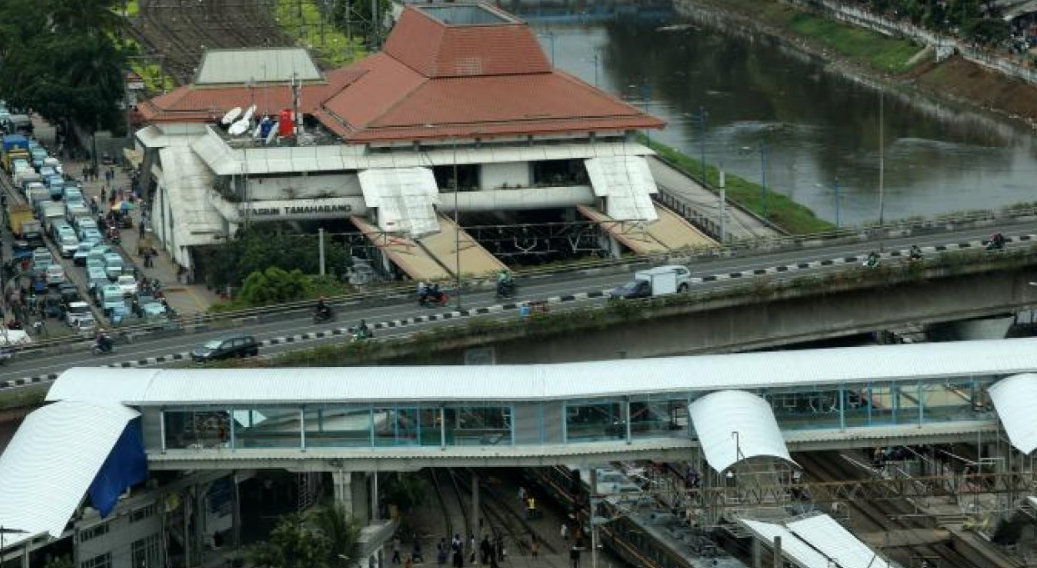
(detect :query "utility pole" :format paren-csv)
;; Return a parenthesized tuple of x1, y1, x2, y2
(453, 138, 462, 310)
(878, 92, 885, 250)
(318, 227, 326, 276)
(697, 106, 708, 183)
(719, 168, 727, 243)
(834, 179, 841, 228)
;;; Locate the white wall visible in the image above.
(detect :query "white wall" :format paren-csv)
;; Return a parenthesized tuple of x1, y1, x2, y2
(480, 162, 530, 189)
(76, 501, 162, 568)
(244, 174, 361, 201)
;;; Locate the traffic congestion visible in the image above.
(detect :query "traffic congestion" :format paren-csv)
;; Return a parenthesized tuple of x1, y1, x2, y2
(0, 103, 175, 352)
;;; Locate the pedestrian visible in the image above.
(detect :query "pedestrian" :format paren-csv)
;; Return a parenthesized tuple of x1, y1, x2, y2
(518, 486, 526, 503)
(569, 546, 580, 568)
(468, 534, 476, 565)
(139, 219, 146, 238)
(530, 535, 539, 561)
(100, 186, 107, 204)
(143, 249, 152, 268)
(495, 535, 504, 563)
(560, 522, 568, 541)
(392, 536, 402, 564)
(480, 536, 491, 565)
(413, 540, 425, 563)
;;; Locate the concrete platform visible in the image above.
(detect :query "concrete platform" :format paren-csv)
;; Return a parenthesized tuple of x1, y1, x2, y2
(420, 215, 507, 280)
(352, 216, 452, 282)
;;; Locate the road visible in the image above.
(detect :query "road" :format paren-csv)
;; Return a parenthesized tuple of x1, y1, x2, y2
(0, 219, 1032, 390)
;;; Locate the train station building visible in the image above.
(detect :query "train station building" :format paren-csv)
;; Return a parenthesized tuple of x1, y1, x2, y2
(134, 2, 714, 282)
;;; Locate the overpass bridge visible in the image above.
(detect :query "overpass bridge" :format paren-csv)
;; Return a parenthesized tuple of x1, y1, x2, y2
(5, 338, 1037, 547)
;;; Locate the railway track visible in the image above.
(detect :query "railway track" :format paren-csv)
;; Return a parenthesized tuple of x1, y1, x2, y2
(796, 450, 1017, 568)
(429, 467, 470, 545)
(130, 0, 294, 85)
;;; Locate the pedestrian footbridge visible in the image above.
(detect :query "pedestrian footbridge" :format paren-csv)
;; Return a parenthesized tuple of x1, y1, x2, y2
(6, 339, 1037, 545)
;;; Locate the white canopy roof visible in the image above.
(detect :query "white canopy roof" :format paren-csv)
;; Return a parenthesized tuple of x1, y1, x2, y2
(739, 519, 830, 568)
(786, 514, 893, 568)
(988, 373, 1037, 454)
(358, 168, 441, 238)
(0, 401, 139, 546)
(44, 338, 1037, 406)
(584, 155, 658, 222)
(688, 390, 794, 473)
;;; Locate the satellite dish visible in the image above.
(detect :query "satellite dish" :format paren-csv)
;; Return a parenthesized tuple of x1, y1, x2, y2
(221, 106, 242, 125)
(228, 117, 250, 136)
(242, 104, 257, 123)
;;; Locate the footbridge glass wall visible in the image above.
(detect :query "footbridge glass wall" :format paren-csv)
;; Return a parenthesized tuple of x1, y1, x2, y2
(154, 377, 995, 453)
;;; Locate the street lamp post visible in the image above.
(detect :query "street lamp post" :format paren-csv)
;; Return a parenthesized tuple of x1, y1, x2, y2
(453, 138, 462, 310)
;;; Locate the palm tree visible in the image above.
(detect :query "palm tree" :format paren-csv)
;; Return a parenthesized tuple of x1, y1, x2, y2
(310, 503, 362, 568)
(48, 0, 126, 38)
(251, 503, 362, 568)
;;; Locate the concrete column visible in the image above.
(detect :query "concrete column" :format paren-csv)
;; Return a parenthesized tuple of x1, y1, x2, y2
(334, 470, 354, 516)
(471, 473, 480, 543)
(370, 472, 379, 521)
(772, 536, 782, 568)
(752, 538, 762, 568)
(352, 471, 371, 523)
(232, 472, 242, 548)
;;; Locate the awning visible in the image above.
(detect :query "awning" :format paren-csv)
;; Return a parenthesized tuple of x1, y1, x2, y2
(0, 401, 140, 545)
(786, 514, 892, 568)
(739, 519, 830, 568)
(688, 390, 795, 473)
(358, 168, 441, 239)
(584, 156, 658, 222)
(988, 373, 1037, 454)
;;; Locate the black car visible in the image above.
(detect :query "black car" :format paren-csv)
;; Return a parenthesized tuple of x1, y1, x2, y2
(191, 335, 259, 363)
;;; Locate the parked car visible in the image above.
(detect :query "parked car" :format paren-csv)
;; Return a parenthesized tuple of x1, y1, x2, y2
(191, 335, 259, 363)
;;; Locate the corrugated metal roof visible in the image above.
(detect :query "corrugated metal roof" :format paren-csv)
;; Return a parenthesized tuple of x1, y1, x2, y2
(585, 156, 659, 222)
(0, 401, 139, 544)
(47, 338, 1037, 406)
(194, 48, 322, 85)
(46, 368, 159, 404)
(787, 514, 892, 568)
(988, 373, 1037, 454)
(688, 391, 794, 473)
(739, 519, 829, 568)
(358, 168, 441, 237)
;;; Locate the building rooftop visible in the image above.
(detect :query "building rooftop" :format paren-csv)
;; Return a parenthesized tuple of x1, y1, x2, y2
(194, 47, 323, 85)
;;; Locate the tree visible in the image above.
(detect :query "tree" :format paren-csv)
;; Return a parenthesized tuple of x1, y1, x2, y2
(382, 472, 430, 518)
(251, 504, 362, 568)
(239, 267, 312, 306)
(201, 225, 353, 290)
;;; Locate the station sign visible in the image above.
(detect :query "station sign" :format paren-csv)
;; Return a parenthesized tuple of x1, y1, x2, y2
(237, 197, 367, 221)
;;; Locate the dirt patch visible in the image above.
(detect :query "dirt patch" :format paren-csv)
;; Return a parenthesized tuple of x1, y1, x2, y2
(906, 56, 1037, 126)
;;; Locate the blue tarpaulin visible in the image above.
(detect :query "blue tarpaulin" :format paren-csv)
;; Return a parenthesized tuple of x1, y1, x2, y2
(88, 418, 148, 517)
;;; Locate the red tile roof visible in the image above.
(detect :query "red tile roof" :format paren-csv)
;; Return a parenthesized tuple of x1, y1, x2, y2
(383, 5, 550, 77)
(138, 3, 664, 143)
(137, 67, 364, 123)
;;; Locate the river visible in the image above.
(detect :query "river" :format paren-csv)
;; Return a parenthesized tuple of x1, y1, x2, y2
(523, 3, 1037, 226)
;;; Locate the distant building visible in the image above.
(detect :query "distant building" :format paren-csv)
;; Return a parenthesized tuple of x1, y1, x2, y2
(136, 2, 710, 281)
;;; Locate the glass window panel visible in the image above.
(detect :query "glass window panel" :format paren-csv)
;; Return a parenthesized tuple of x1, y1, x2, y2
(566, 400, 622, 442)
(629, 399, 688, 440)
(163, 409, 230, 449)
(234, 407, 302, 449)
(445, 405, 512, 446)
(304, 405, 373, 448)
(373, 406, 421, 447)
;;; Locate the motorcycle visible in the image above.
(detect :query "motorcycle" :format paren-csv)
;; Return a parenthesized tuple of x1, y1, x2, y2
(418, 292, 450, 308)
(313, 307, 334, 324)
(985, 239, 1005, 251)
(348, 326, 374, 342)
(92, 340, 114, 355)
(496, 280, 517, 300)
(861, 255, 880, 268)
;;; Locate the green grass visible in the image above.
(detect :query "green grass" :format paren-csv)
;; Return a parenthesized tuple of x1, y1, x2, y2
(273, 0, 367, 67)
(787, 13, 921, 73)
(694, 0, 921, 74)
(643, 137, 836, 235)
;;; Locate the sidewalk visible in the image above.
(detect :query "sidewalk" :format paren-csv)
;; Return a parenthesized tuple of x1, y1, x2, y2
(61, 155, 222, 316)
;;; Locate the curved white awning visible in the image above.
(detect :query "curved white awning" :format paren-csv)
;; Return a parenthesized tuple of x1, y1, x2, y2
(988, 373, 1037, 454)
(689, 390, 794, 473)
(0, 401, 139, 545)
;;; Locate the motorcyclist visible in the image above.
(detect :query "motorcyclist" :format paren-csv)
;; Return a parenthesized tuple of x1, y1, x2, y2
(497, 270, 514, 297)
(988, 232, 1006, 250)
(909, 245, 922, 261)
(315, 296, 331, 318)
(95, 330, 113, 353)
(428, 283, 443, 302)
(865, 251, 879, 267)
(355, 319, 371, 340)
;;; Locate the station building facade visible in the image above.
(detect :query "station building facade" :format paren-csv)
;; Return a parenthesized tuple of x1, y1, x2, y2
(136, 3, 712, 282)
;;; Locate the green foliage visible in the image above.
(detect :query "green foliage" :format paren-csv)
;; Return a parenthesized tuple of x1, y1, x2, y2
(274, 0, 370, 66)
(787, 12, 921, 73)
(200, 225, 354, 289)
(382, 473, 430, 515)
(962, 18, 1010, 45)
(0, 0, 129, 131)
(250, 503, 361, 568)
(240, 267, 312, 306)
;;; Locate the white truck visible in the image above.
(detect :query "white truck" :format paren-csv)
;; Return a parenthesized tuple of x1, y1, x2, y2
(609, 265, 691, 300)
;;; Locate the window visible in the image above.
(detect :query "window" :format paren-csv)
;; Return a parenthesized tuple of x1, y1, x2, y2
(81, 553, 111, 568)
(131, 534, 162, 568)
(79, 524, 109, 542)
(129, 504, 156, 523)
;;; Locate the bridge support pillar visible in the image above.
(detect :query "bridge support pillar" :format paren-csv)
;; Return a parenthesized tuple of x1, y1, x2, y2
(333, 469, 354, 517)
(352, 471, 371, 523)
(471, 472, 480, 543)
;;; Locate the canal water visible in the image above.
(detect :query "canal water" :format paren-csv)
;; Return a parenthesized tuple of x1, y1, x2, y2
(523, 3, 1037, 226)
